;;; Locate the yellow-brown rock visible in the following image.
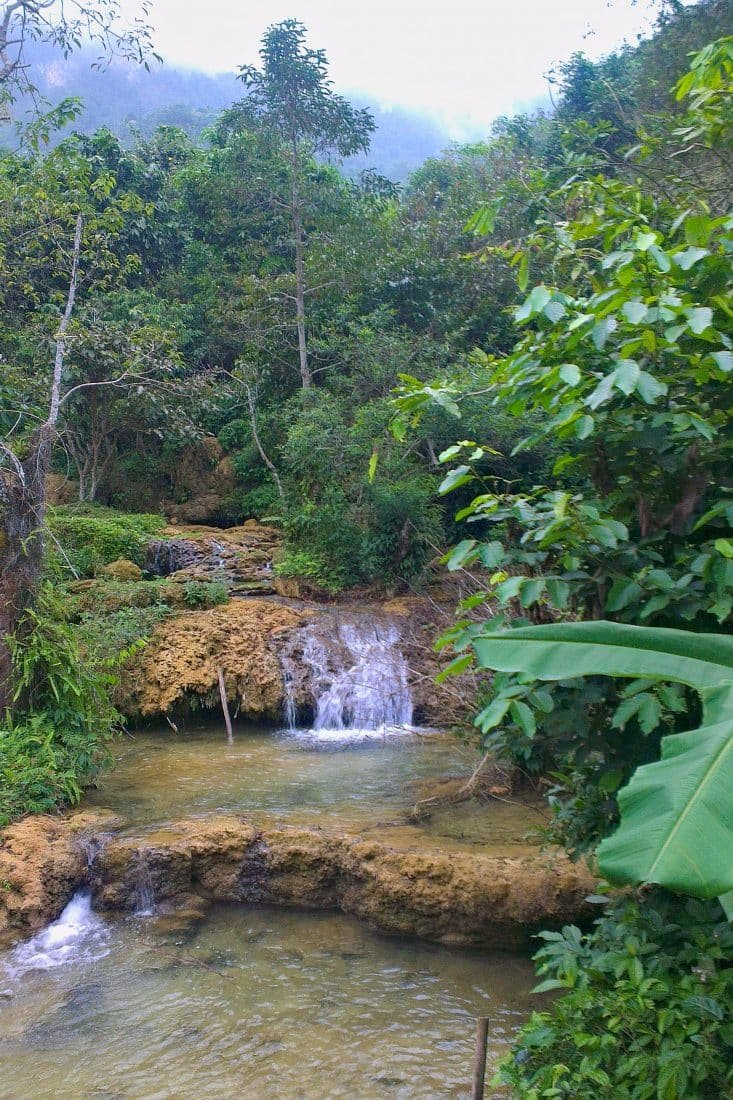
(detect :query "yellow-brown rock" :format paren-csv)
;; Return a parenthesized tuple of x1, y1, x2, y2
(90, 815, 596, 948)
(0, 816, 87, 942)
(117, 599, 304, 719)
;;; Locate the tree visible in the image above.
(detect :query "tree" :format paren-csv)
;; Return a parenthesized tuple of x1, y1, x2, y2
(0, 1, 158, 708)
(0, 0, 157, 109)
(237, 20, 374, 388)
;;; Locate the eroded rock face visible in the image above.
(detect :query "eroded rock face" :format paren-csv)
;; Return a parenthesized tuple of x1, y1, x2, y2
(0, 814, 113, 942)
(1, 811, 595, 948)
(117, 599, 304, 719)
(90, 815, 595, 948)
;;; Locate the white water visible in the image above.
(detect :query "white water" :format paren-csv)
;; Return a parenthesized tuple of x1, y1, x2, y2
(298, 618, 413, 739)
(133, 852, 155, 916)
(1, 890, 109, 984)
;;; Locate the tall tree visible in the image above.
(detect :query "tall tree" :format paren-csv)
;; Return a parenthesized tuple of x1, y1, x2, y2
(0, 0, 157, 709)
(237, 20, 374, 388)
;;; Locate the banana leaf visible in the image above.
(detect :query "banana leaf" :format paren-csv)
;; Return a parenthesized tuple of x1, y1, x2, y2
(473, 621, 733, 917)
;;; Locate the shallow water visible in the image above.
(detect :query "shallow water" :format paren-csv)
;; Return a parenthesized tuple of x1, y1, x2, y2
(82, 722, 545, 852)
(0, 899, 535, 1100)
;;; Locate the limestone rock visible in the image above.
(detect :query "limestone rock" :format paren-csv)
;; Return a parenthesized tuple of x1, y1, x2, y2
(90, 815, 596, 948)
(0, 816, 87, 942)
(116, 599, 304, 719)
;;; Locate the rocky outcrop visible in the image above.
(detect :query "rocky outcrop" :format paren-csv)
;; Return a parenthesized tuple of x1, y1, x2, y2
(117, 598, 304, 719)
(90, 815, 595, 948)
(0, 813, 117, 942)
(146, 521, 282, 596)
(1, 811, 594, 948)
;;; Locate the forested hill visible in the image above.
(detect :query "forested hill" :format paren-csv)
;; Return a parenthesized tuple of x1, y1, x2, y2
(4, 42, 451, 180)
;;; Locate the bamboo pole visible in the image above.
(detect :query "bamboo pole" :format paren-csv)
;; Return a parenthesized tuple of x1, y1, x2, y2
(471, 1016, 490, 1100)
(217, 666, 233, 743)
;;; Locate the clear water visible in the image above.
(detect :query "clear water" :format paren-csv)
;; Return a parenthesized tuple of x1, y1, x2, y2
(82, 723, 545, 853)
(0, 897, 534, 1100)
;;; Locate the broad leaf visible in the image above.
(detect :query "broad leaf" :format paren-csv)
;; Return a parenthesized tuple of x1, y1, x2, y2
(472, 621, 733, 906)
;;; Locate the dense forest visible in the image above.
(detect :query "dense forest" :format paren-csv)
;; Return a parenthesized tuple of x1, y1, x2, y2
(1, 0, 733, 1095)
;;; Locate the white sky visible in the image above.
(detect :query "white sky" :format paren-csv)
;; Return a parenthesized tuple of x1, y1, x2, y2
(133, 0, 667, 137)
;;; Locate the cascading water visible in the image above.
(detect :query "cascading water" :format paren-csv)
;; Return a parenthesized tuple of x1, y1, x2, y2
(289, 615, 413, 738)
(133, 850, 155, 916)
(1, 890, 108, 984)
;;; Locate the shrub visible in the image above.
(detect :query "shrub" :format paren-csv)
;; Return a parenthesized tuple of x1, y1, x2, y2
(3, 584, 124, 822)
(500, 893, 733, 1099)
(47, 504, 165, 578)
(180, 579, 229, 609)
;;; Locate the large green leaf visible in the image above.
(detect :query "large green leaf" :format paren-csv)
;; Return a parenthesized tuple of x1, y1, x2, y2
(472, 621, 733, 912)
(598, 708, 733, 899)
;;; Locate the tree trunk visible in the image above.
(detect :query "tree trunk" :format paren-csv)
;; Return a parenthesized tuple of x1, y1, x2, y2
(290, 140, 312, 388)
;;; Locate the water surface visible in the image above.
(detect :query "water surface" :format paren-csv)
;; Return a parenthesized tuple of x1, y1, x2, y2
(83, 723, 545, 852)
(0, 898, 535, 1100)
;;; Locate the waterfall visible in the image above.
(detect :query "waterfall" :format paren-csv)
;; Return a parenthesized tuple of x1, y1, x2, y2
(1, 890, 108, 983)
(133, 851, 155, 916)
(295, 616, 413, 737)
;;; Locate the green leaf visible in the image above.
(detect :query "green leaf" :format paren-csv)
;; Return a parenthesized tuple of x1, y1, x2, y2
(559, 363, 581, 386)
(673, 246, 709, 271)
(515, 285, 552, 322)
(684, 214, 712, 246)
(575, 414, 595, 440)
(635, 371, 668, 404)
(613, 359, 640, 395)
(445, 538, 478, 571)
(517, 252, 529, 292)
(685, 306, 713, 335)
(711, 350, 733, 373)
(599, 710, 733, 898)
(621, 301, 648, 324)
(472, 620, 733, 901)
(511, 700, 537, 737)
(438, 465, 473, 494)
(368, 451, 378, 483)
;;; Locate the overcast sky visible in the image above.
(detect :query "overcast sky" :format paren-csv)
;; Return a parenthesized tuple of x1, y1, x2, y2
(132, 0, 667, 137)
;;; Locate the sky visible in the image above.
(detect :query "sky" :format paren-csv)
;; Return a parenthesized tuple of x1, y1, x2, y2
(127, 0, 667, 138)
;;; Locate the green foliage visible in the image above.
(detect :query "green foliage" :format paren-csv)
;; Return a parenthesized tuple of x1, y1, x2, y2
(2, 584, 123, 823)
(76, 604, 170, 666)
(47, 505, 165, 577)
(500, 893, 733, 1099)
(179, 579, 229, 609)
(472, 620, 733, 907)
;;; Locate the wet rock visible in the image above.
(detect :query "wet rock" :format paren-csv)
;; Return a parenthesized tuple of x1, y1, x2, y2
(116, 599, 304, 720)
(0, 817, 87, 941)
(89, 815, 595, 949)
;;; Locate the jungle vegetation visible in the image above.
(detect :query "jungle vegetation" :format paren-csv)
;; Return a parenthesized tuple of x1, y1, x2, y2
(0, 1, 732, 1095)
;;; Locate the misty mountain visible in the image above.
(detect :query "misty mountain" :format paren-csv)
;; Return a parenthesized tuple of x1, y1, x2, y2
(7, 44, 452, 181)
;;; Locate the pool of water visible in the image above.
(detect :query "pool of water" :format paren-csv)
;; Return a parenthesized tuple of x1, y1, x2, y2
(0, 895, 535, 1100)
(82, 722, 545, 852)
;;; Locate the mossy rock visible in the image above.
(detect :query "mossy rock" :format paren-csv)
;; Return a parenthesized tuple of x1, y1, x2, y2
(100, 559, 143, 582)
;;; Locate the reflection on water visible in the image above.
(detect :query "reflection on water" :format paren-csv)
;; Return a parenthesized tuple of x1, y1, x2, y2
(82, 723, 544, 852)
(0, 903, 534, 1100)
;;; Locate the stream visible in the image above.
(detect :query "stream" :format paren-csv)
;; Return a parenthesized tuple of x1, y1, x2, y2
(0, 895, 535, 1100)
(0, 619, 548, 1098)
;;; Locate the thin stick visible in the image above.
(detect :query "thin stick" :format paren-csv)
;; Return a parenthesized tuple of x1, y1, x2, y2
(217, 666, 233, 744)
(472, 1016, 490, 1100)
